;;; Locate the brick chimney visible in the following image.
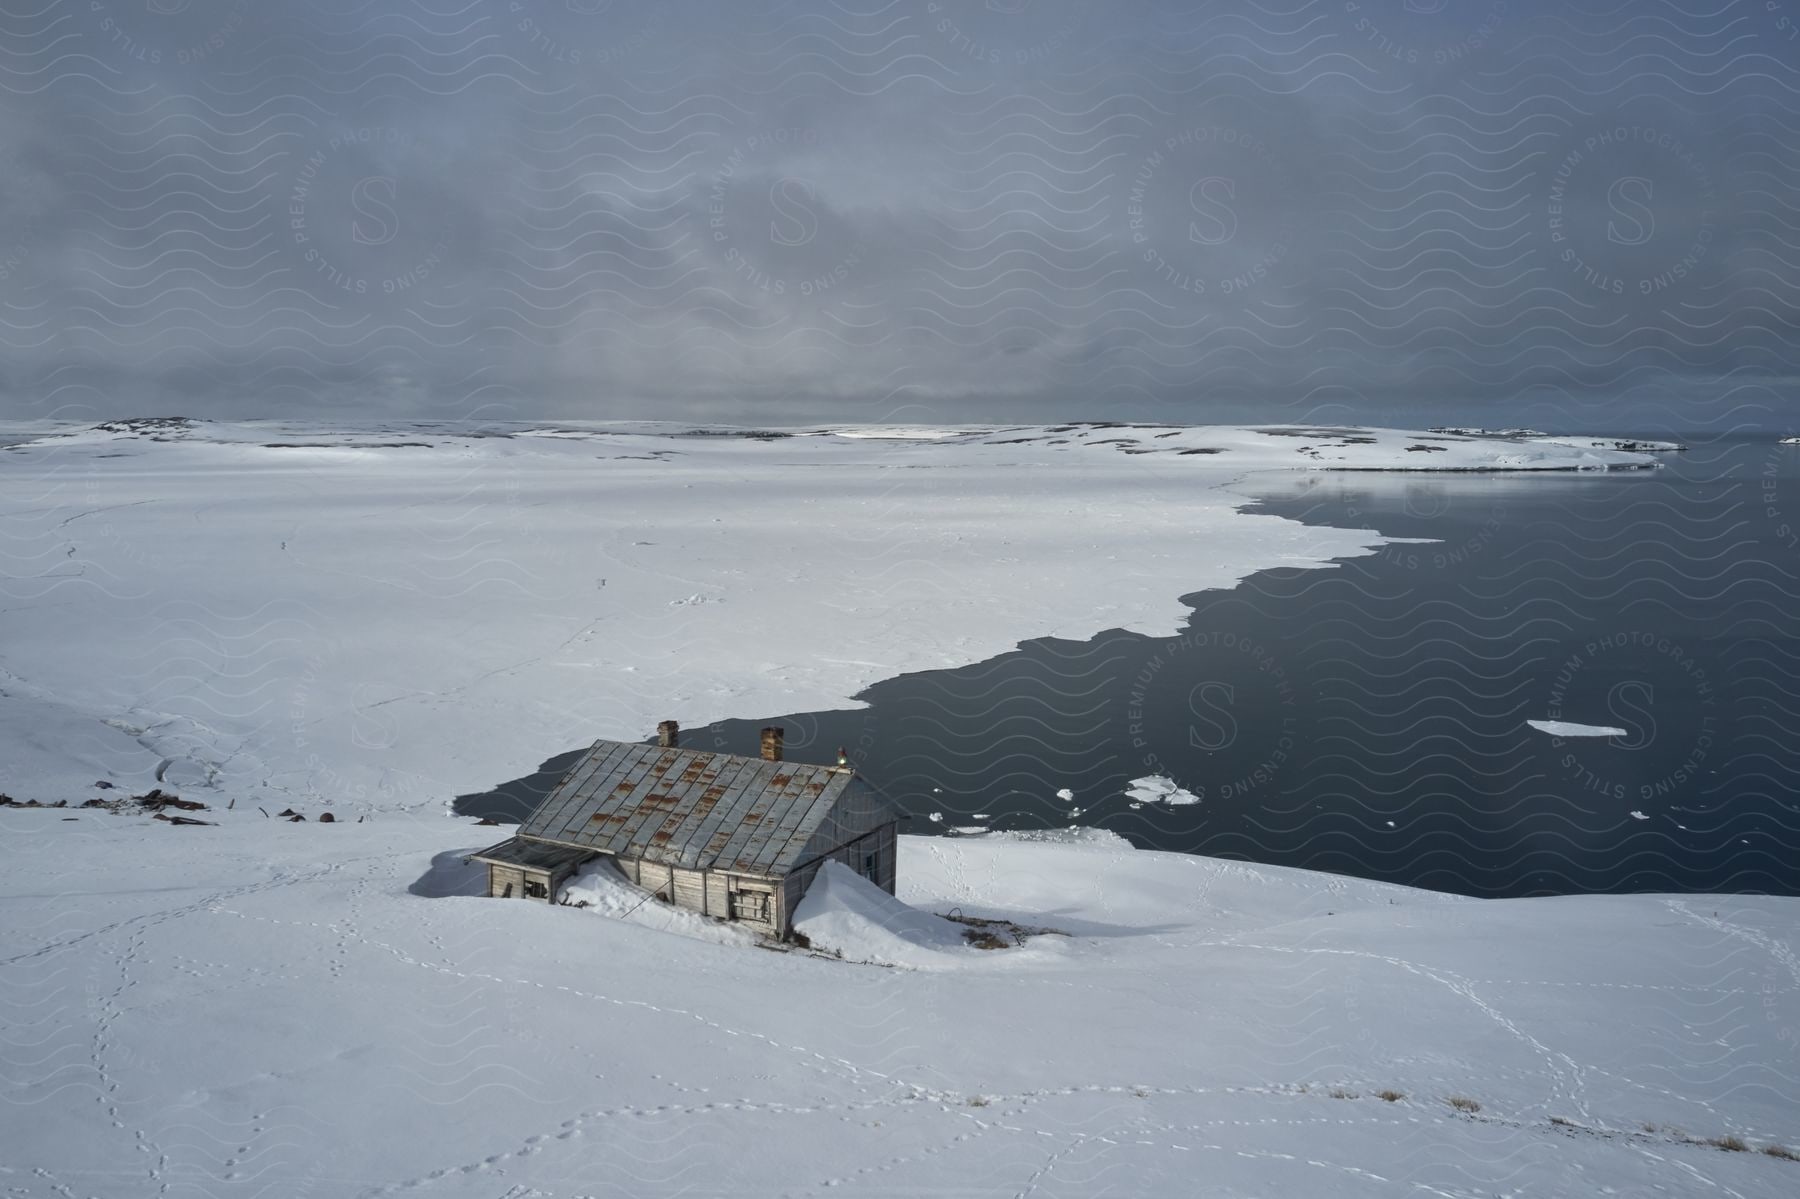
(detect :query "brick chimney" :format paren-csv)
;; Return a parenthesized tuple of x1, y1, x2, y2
(759, 726, 784, 762)
(657, 720, 679, 748)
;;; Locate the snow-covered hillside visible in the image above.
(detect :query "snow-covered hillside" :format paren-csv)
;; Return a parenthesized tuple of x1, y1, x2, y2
(0, 811, 1793, 1197)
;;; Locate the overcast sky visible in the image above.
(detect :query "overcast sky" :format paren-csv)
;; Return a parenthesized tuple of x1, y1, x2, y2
(1, 1, 1795, 429)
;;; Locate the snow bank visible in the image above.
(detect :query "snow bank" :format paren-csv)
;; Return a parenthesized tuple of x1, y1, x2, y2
(0, 816, 1794, 1196)
(792, 860, 990, 969)
(989, 826, 1135, 848)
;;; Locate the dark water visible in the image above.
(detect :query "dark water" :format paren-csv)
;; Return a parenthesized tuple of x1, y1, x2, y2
(461, 435, 1800, 898)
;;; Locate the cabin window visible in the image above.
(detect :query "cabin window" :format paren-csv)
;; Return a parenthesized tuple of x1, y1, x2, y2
(524, 878, 548, 899)
(730, 888, 771, 923)
(860, 849, 879, 881)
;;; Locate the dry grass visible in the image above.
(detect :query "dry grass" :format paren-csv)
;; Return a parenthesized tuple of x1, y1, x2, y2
(1374, 1089, 1405, 1103)
(1549, 1116, 1577, 1128)
(1447, 1096, 1482, 1114)
(940, 912, 1069, 950)
(1763, 1144, 1799, 1162)
(1328, 1087, 1357, 1100)
(1707, 1134, 1749, 1153)
(967, 1095, 990, 1108)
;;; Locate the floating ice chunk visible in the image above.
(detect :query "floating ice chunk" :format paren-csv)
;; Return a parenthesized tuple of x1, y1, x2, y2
(1629, 810, 1649, 820)
(1124, 775, 1200, 806)
(1055, 788, 1074, 802)
(1527, 720, 1627, 738)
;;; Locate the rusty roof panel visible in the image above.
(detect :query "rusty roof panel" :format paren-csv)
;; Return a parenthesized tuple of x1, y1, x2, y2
(660, 756, 760, 869)
(621, 751, 725, 857)
(743, 770, 837, 873)
(608, 749, 700, 850)
(714, 763, 818, 873)
(514, 738, 878, 873)
(523, 740, 631, 843)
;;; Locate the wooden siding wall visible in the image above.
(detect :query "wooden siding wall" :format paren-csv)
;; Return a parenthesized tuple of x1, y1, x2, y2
(672, 868, 707, 914)
(638, 861, 673, 900)
(546, 860, 583, 899)
(615, 857, 779, 929)
(781, 868, 807, 934)
(791, 779, 894, 868)
(488, 863, 582, 903)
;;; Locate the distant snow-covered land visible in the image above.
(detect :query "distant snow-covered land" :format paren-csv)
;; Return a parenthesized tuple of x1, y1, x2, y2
(6, 420, 1791, 1197)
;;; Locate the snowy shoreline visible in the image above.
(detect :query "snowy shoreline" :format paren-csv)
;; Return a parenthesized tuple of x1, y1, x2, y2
(0, 419, 1659, 810)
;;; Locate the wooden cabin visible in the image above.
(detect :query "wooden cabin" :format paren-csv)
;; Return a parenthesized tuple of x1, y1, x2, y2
(471, 722, 899, 938)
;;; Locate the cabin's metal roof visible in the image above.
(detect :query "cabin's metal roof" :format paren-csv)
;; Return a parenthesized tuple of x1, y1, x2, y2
(516, 740, 883, 875)
(469, 836, 597, 873)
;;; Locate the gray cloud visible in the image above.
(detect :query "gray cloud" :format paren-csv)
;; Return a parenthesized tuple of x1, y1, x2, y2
(0, 0, 1795, 429)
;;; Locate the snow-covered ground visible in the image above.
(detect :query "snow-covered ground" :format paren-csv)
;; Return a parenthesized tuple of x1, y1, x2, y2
(7, 419, 1791, 1197)
(1, 811, 1795, 1197)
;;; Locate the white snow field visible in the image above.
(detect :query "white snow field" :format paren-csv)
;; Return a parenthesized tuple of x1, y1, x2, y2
(2, 814, 1797, 1198)
(7, 420, 1796, 1197)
